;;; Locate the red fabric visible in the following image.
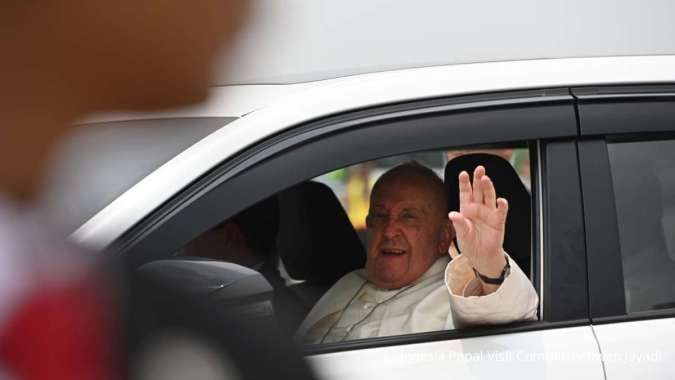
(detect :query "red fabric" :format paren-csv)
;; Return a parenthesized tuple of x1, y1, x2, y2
(0, 279, 119, 380)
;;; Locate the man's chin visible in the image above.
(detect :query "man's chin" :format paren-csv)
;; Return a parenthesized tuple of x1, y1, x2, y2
(365, 255, 412, 289)
(367, 271, 408, 290)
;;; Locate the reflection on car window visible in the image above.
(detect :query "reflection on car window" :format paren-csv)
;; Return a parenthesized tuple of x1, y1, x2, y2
(609, 140, 675, 312)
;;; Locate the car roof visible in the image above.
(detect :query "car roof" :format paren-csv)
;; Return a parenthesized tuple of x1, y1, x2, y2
(72, 55, 675, 250)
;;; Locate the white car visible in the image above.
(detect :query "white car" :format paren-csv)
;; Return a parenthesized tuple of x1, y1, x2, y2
(64, 2, 675, 379)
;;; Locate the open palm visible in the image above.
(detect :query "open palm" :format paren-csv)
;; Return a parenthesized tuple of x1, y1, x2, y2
(448, 165, 508, 277)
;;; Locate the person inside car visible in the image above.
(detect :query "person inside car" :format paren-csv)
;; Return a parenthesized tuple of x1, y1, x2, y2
(180, 196, 315, 331)
(297, 162, 538, 343)
(181, 196, 280, 275)
(178, 195, 300, 296)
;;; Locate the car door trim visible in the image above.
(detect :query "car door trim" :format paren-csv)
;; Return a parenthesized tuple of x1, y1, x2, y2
(302, 319, 590, 356)
(535, 140, 545, 319)
(573, 85, 675, 136)
(541, 140, 589, 322)
(578, 139, 627, 319)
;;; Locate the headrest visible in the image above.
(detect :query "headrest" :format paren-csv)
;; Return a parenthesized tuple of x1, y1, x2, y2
(444, 154, 531, 275)
(276, 181, 367, 284)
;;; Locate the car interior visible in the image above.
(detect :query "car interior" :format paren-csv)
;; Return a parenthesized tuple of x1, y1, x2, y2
(148, 147, 535, 340)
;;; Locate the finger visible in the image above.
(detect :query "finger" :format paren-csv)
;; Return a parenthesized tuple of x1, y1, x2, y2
(496, 197, 509, 224)
(448, 243, 460, 259)
(472, 166, 485, 205)
(482, 175, 497, 209)
(449, 211, 472, 238)
(458, 171, 472, 212)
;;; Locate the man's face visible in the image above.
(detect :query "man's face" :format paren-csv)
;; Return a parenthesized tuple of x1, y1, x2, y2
(365, 178, 450, 289)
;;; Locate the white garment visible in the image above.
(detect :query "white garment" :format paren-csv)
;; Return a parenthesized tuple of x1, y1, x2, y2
(297, 247, 538, 344)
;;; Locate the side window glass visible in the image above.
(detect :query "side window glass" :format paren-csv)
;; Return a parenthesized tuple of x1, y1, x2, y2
(608, 140, 675, 312)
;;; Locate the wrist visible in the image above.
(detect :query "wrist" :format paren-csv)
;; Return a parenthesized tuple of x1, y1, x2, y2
(473, 254, 510, 285)
(473, 251, 508, 278)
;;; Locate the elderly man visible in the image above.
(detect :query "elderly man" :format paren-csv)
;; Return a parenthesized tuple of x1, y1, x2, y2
(298, 162, 538, 344)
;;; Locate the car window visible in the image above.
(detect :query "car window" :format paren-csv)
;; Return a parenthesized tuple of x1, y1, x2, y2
(178, 145, 536, 342)
(608, 139, 675, 312)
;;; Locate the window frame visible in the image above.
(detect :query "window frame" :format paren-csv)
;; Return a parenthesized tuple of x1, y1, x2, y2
(113, 88, 587, 353)
(540, 139, 589, 322)
(575, 84, 675, 324)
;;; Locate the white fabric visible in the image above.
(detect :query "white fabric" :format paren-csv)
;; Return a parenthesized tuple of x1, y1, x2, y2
(298, 246, 538, 344)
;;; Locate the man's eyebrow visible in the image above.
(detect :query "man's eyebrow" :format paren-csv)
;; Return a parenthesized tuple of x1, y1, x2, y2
(369, 204, 386, 211)
(401, 207, 427, 214)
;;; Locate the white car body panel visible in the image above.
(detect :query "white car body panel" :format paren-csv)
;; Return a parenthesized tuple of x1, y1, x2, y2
(72, 55, 675, 250)
(307, 326, 603, 380)
(593, 319, 675, 379)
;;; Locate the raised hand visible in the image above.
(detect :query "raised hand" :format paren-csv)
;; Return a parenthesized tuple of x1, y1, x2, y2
(448, 166, 508, 290)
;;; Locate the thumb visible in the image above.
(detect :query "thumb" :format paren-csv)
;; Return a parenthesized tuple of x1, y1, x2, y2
(448, 212, 471, 238)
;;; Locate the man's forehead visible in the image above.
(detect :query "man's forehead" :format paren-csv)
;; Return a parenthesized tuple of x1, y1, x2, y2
(371, 184, 435, 208)
(373, 175, 436, 195)
(370, 199, 430, 212)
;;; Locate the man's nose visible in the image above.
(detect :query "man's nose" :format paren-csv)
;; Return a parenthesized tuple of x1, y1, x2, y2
(382, 217, 402, 239)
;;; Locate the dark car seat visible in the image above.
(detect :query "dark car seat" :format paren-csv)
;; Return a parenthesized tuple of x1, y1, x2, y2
(444, 153, 531, 276)
(276, 181, 367, 324)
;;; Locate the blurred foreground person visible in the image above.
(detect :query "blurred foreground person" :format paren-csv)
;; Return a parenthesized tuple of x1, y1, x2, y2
(0, 2, 312, 380)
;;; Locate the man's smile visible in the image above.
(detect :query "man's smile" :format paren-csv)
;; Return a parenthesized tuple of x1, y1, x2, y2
(380, 248, 408, 257)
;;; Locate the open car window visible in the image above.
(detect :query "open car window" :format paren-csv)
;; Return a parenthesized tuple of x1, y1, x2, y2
(177, 145, 537, 344)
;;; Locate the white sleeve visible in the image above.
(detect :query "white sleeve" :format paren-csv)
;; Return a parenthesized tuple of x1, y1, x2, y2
(444, 253, 538, 328)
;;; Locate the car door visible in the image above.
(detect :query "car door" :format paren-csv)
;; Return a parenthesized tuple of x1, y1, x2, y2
(575, 85, 675, 380)
(115, 88, 603, 380)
